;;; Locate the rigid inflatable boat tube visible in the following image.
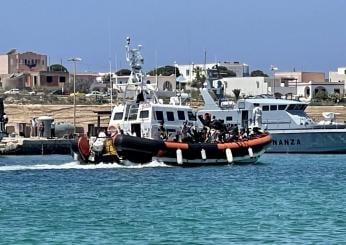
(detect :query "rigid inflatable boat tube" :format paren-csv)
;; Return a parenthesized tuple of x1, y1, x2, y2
(217, 134, 272, 150)
(248, 147, 254, 157)
(201, 149, 206, 160)
(176, 148, 183, 165)
(226, 148, 233, 163)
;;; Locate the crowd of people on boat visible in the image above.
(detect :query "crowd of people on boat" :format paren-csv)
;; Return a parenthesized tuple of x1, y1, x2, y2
(159, 113, 263, 144)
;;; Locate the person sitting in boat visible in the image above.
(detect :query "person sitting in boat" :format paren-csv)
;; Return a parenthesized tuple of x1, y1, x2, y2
(198, 113, 211, 128)
(229, 126, 239, 141)
(159, 120, 168, 140)
(239, 127, 248, 140)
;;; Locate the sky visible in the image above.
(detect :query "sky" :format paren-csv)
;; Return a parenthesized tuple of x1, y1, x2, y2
(1, 0, 346, 74)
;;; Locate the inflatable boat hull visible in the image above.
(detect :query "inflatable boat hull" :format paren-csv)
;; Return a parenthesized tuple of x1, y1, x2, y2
(73, 133, 272, 166)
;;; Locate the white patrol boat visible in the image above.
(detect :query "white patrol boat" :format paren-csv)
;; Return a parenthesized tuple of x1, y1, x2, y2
(73, 38, 272, 166)
(198, 87, 346, 153)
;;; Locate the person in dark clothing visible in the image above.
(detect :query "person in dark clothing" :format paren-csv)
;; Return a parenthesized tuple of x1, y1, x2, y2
(159, 121, 167, 140)
(198, 113, 211, 127)
(39, 122, 44, 137)
(136, 91, 144, 103)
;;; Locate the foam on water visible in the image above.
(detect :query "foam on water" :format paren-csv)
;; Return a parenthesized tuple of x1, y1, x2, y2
(0, 159, 170, 171)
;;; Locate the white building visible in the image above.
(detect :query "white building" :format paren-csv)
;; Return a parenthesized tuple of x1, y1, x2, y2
(176, 61, 249, 82)
(220, 77, 270, 97)
(329, 67, 346, 92)
(297, 81, 344, 101)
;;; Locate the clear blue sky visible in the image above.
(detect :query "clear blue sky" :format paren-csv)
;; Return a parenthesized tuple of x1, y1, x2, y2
(1, 0, 345, 74)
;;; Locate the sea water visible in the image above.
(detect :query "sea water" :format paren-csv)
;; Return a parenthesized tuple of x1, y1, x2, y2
(0, 154, 345, 244)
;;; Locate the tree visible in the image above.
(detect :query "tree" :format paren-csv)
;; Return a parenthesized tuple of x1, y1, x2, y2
(190, 66, 206, 89)
(115, 69, 131, 76)
(232, 89, 241, 101)
(147, 66, 181, 77)
(49, 64, 68, 73)
(212, 65, 236, 77)
(251, 70, 268, 77)
(314, 90, 328, 100)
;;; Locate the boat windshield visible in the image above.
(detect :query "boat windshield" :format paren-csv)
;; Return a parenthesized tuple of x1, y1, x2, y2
(287, 104, 307, 111)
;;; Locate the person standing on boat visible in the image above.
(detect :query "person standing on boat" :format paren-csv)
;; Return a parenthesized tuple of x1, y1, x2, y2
(39, 121, 44, 137)
(51, 121, 55, 138)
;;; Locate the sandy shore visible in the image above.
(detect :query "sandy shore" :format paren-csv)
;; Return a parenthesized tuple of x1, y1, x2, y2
(4, 103, 346, 130)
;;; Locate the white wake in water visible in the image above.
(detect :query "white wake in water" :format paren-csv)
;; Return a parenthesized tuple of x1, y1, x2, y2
(0, 160, 171, 172)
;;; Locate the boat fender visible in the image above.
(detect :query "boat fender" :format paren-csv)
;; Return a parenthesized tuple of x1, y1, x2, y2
(226, 148, 233, 163)
(201, 149, 206, 160)
(248, 147, 254, 157)
(176, 148, 183, 165)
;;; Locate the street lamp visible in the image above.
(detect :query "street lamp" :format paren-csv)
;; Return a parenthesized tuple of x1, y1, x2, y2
(68, 57, 82, 133)
(270, 65, 278, 97)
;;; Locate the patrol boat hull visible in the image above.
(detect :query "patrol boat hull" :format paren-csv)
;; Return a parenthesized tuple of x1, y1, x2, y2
(267, 129, 346, 153)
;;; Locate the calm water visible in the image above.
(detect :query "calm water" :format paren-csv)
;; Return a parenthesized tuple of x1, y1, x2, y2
(0, 154, 345, 244)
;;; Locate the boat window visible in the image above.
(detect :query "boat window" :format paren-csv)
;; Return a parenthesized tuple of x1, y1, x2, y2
(254, 103, 260, 107)
(278, 104, 287, 110)
(287, 104, 305, 110)
(295, 104, 304, 110)
(139, 110, 149, 119)
(226, 116, 232, 121)
(128, 108, 138, 120)
(177, 110, 185, 120)
(113, 112, 123, 120)
(167, 111, 174, 121)
(155, 111, 164, 121)
(287, 104, 295, 110)
(188, 111, 197, 121)
(270, 105, 277, 111)
(262, 105, 269, 111)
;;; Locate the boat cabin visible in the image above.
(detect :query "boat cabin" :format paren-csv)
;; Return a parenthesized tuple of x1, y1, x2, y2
(109, 100, 197, 140)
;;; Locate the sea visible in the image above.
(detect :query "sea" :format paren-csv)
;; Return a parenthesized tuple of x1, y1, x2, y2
(0, 154, 345, 244)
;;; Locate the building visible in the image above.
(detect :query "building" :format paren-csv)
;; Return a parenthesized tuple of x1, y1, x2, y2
(329, 67, 346, 92)
(273, 71, 344, 100)
(0, 49, 68, 91)
(0, 49, 47, 74)
(176, 61, 249, 83)
(220, 77, 271, 97)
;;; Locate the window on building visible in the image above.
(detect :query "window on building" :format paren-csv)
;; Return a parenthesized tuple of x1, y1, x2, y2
(256, 81, 259, 89)
(167, 111, 174, 121)
(139, 110, 149, 119)
(186, 69, 190, 76)
(155, 111, 164, 121)
(163, 81, 173, 91)
(42, 60, 45, 65)
(46, 76, 53, 83)
(177, 111, 185, 120)
(113, 112, 123, 120)
(334, 88, 340, 94)
(59, 76, 66, 83)
(262, 105, 269, 111)
(278, 104, 287, 110)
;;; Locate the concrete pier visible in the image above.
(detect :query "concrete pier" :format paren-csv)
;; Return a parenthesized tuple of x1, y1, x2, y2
(0, 137, 74, 155)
